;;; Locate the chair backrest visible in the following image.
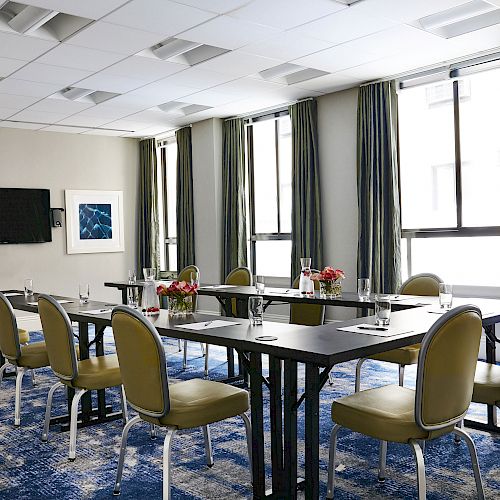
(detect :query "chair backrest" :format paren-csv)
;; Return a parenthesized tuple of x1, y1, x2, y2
(289, 276, 324, 326)
(415, 304, 482, 431)
(0, 292, 21, 361)
(399, 273, 442, 296)
(178, 265, 199, 283)
(37, 294, 78, 381)
(225, 267, 252, 317)
(112, 306, 170, 418)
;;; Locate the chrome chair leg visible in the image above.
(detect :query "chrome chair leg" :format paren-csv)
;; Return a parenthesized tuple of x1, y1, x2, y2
(204, 344, 209, 377)
(200, 343, 205, 355)
(113, 415, 141, 496)
(202, 425, 214, 467)
(398, 365, 405, 387)
(0, 361, 10, 386)
(31, 369, 36, 386)
(14, 367, 26, 426)
(355, 358, 366, 392)
(328, 369, 334, 386)
(183, 340, 188, 369)
(69, 388, 86, 461)
(163, 428, 176, 500)
(326, 424, 342, 499)
(177, 338, 182, 352)
(453, 427, 485, 499)
(150, 423, 157, 440)
(454, 419, 464, 444)
(120, 385, 128, 424)
(410, 440, 426, 500)
(41, 381, 64, 442)
(240, 413, 253, 483)
(378, 440, 388, 482)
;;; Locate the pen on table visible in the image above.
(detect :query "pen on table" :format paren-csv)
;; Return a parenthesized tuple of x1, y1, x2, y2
(357, 326, 388, 331)
(204, 321, 213, 327)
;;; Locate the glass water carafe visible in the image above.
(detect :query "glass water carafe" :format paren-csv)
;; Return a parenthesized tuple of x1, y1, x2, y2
(299, 257, 314, 296)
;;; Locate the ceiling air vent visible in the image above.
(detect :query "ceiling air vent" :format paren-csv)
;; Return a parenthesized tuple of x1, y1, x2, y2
(259, 63, 329, 85)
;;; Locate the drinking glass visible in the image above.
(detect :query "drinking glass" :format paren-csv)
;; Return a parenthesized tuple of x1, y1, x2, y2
(143, 267, 155, 281)
(127, 287, 139, 309)
(254, 275, 265, 294)
(248, 296, 264, 326)
(357, 278, 370, 301)
(128, 269, 136, 284)
(24, 279, 33, 297)
(439, 283, 453, 309)
(79, 283, 90, 304)
(190, 271, 200, 287)
(375, 294, 391, 326)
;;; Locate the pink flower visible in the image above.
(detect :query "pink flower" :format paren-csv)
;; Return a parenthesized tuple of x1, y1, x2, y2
(157, 280, 198, 297)
(311, 266, 345, 282)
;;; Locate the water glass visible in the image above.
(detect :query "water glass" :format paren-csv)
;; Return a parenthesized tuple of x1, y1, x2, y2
(357, 278, 370, 301)
(24, 279, 33, 297)
(79, 283, 90, 304)
(375, 294, 391, 326)
(254, 275, 265, 294)
(439, 283, 453, 309)
(128, 269, 136, 284)
(127, 287, 139, 309)
(143, 267, 155, 281)
(190, 271, 200, 287)
(248, 296, 264, 326)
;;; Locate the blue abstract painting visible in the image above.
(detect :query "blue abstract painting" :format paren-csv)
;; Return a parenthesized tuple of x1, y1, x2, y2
(79, 203, 112, 240)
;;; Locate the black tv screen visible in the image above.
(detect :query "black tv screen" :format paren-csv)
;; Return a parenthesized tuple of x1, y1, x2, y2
(0, 188, 52, 243)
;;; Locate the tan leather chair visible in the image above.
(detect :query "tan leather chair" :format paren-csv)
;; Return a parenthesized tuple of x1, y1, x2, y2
(38, 294, 128, 461)
(110, 306, 252, 498)
(290, 276, 324, 326)
(473, 361, 500, 423)
(225, 266, 252, 317)
(0, 292, 49, 426)
(326, 305, 485, 499)
(355, 273, 443, 392)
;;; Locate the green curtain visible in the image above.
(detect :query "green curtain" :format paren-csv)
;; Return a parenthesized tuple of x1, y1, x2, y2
(289, 99, 323, 281)
(222, 118, 247, 281)
(175, 126, 195, 272)
(138, 138, 160, 276)
(357, 81, 401, 294)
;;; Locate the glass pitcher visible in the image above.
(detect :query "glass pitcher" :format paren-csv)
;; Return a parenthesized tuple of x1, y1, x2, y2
(299, 257, 314, 296)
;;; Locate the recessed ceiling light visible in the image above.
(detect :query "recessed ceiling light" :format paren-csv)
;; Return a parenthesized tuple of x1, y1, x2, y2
(259, 63, 329, 85)
(332, 0, 365, 5)
(158, 101, 212, 116)
(152, 38, 202, 60)
(58, 87, 120, 104)
(61, 87, 94, 100)
(7, 5, 58, 34)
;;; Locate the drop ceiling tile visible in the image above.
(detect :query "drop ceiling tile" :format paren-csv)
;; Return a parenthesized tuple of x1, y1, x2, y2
(0, 78, 61, 97)
(294, 72, 363, 92)
(0, 32, 58, 61)
(126, 109, 177, 125)
(159, 67, 236, 89)
(42, 125, 91, 133)
(0, 93, 39, 109)
(28, 98, 94, 114)
(12, 63, 92, 86)
(213, 77, 285, 98)
(82, 129, 130, 136)
(291, 7, 397, 45)
(243, 32, 333, 61)
(20, 0, 131, 19)
(67, 22, 163, 55)
(171, 0, 252, 14)
(9, 109, 70, 123)
(197, 50, 281, 77)
(229, 0, 346, 29)
(0, 107, 16, 119)
(0, 57, 27, 77)
(293, 43, 379, 73)
(180, 89, 241, 106)
(75, 73, 144, 93)
(103, 118, 150, 131)
(0, 121, 45, 130)
(100, 92, 161, 110)
(57, 114, 117, 127)
(72, 104, 138, 120)
(37, 44, 126, 72)
(180, 15, 280, 50)
(104, 0, 215, 36)
(128, 80, 196, 102)
(102, 56, 186, 82)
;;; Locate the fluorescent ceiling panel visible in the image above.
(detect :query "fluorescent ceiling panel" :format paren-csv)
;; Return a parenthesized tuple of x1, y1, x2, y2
(157, 100, 212, 115)
(152, 38, 202, 59)
(150, 38, 229, 66)
(59, 87, 120, 104)
(259, 63, 329, 85)
(7, 5, 58, 34)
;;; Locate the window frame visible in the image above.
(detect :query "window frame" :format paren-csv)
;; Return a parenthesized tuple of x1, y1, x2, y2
(245, 110, 292, 277)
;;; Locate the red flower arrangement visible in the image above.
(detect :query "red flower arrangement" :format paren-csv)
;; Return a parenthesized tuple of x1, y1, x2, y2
(311, 266, 345, 282)
(157, 280, 199, 297)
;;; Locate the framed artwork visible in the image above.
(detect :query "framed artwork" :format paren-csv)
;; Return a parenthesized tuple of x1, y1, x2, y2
(65, 190, 124, 254)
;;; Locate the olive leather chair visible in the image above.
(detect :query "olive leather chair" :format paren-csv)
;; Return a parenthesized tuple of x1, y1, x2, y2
(289, 276, 325, 326)
(110, 306, 252, 498)
(0, 292, 49, 426)
(473, 361, 500, 422)
(38, 294, 128, 461)
(225, 266, 252, 317)
(326, 305, 485, 500)
(355, 273, 443, 392)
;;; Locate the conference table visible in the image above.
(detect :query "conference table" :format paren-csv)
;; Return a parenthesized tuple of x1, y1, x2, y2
(7, 289, 500, 499)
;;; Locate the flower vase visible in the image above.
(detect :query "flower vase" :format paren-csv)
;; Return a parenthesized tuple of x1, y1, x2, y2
(319, 279, 342, 299)
(168, 295, 193, 317)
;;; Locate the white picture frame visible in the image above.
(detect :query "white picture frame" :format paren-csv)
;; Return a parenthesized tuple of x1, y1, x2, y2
(65, 189, 124, 254)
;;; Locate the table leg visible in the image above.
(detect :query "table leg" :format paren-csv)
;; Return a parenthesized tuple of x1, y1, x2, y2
(121, 287, 128, 305)
(283, 359, 298, 499)
(78, 322, 93, 423)
(305, 363, 320, 499)
(269, 356, 284, 495)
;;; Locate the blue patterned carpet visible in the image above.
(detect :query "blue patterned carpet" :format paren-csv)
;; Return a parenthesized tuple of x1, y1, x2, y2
(0, 327, 498, 499)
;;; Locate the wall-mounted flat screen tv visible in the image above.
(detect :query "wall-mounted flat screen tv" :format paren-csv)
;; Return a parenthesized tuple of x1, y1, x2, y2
(0, 188, 52, 243)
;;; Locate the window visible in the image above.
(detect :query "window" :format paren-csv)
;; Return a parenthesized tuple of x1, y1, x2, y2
(247, 113, 292, 277)
(157, 139, 177, 272)
(399, 65, 500, 286)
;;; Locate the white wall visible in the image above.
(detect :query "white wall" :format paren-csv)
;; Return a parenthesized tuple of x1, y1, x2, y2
(0, 128, 139, 306)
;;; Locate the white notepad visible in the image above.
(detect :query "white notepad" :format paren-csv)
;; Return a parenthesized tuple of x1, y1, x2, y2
(337, 324, 413, 337)
(199, 285, 237, 289)
(177, 320, 240, 330)
(84, 309, 113, 315)
(27, 299, 73, 306)
(3, 292, 23, 297)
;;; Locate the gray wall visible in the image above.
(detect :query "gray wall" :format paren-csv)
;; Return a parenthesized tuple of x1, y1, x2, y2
(0, 128, 139, 304)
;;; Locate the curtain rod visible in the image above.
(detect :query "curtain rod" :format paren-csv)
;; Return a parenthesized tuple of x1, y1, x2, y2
(224, 96, 315, 121)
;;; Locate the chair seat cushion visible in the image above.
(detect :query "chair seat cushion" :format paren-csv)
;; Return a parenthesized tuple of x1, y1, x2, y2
(18, 329, 29, 345)
(473, 361, 500, 406)
(64, 354, 122, 390)
(18, 341, 49, 369)
(332, 385, 452, 443)
(141, 378, 249, 430)
(368, 344, 420, 365)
